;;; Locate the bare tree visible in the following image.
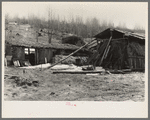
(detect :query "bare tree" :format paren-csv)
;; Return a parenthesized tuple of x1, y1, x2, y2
(47, 7, 54, 43)
(12, 14, 20, 25)
(5, 13, 10, 40)
(33, 16, 41, 42)
(85, 18, 92, 38)
(91, 17, 100, 36)
(5, 13, 9, 24)
(118, 22, 127, 29)
(133, 24, 145, 33)
(75, 16, 83, 36)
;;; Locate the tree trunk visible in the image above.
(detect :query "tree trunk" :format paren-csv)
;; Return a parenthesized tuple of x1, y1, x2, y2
(48, 30, 53, 43)
(36, 31, 38, 42)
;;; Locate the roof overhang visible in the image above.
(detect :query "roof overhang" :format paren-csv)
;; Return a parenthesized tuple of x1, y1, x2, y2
(94, 28, 145, 41)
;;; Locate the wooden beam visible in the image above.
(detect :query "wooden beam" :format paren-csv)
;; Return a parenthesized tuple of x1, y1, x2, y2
(53, 70, 105, 74)
(104, 45, 111, 59)
(99, 36, 112, 66)
(35, 48, 37, 65)
(44, 39, 97, 70)
(28, 48, 30, 55)
(37, 49, 39, 64)
(98, 38, 127, 41)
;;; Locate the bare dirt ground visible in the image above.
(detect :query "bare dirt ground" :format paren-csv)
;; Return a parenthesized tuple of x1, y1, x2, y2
(4, 67, 145, 101)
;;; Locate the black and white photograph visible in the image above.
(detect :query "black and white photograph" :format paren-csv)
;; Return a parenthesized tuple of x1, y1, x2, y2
(2, 2, 148, 118)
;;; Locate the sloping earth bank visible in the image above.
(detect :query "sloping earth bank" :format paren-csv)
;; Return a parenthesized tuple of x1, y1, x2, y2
(4, 67, 145, 101)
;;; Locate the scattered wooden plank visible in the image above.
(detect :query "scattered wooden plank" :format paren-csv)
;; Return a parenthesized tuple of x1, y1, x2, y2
(13, 60, 20, 67)
(53, 68, 135, 74)
(109, 69, 132, 74)
(53, 70, 105, 74)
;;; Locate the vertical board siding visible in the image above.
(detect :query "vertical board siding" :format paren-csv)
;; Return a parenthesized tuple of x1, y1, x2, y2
(12, 46, 25, 60)
(38, 49, 45, 64)
(128, 57, 144, 69)
(37, 48, 53, 64)
(5, 44, 12, 55)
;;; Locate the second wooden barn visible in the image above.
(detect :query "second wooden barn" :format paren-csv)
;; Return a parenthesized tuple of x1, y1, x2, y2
(88, 28, 145, 71)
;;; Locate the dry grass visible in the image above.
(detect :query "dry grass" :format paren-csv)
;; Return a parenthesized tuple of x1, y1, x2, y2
(4, 67, 145, 101)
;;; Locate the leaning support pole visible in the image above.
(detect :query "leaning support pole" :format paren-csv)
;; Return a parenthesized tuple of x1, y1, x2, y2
(44, 39, 97, 70)
(99, 36, 112, 66)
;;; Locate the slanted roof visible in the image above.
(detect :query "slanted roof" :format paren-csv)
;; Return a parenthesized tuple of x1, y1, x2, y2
(94, 28, 145, 40)
(9, 21, 17, 24)
(5, 24, 89, 51)
(5, 35, 80, 50)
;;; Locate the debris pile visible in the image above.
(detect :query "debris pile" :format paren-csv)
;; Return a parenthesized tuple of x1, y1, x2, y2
(54, 55, 76, 64)
(54, 55, 88, 65)
(11, 76, 39, 87)
(51, 64, 78, 70)
(52, 64, 106, 74)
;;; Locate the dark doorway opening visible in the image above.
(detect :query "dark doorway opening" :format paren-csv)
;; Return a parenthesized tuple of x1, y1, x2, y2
(25, 48, 35, 65)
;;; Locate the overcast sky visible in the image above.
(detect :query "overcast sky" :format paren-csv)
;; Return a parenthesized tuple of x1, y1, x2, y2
(3, 2, 148, 29)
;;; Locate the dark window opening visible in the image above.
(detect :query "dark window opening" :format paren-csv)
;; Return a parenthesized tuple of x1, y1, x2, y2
(25, 48, 36, 65)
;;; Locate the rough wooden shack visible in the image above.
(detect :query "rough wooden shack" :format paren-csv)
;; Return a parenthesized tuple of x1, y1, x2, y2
(5, 35, 89, 66)
(5, 23, 90, 66)
(88, 28, 145, 70)
(5, 38, 84, 66)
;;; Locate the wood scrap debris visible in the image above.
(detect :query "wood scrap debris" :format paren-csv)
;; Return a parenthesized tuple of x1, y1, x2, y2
(82, 65, 95, 71)
(9, 75, 39, 87)
(52, 70, 105, 74)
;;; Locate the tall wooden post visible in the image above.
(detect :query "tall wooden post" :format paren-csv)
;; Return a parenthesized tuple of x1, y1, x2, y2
(36, 31, 38, 42)
(34, 48, 37, 65)
(28, 48, 30, 55)
(36, 49, 38, 64)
